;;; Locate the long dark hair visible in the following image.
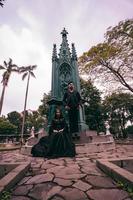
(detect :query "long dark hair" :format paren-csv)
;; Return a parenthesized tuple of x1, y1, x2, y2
(54, 107, 63, 119)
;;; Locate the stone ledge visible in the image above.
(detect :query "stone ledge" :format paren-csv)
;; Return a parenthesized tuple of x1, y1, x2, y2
(0, 162, 31, 195)
(96, 157, 133, 188)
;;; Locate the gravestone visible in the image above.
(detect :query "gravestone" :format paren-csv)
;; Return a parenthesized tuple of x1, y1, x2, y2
(48, 28, 87, 132)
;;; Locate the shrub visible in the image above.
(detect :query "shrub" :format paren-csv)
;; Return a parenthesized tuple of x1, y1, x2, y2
(0, 120, 17, 135)
(125, 125, 133, 135)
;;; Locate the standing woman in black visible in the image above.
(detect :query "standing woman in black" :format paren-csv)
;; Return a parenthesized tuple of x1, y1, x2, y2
(63, 82, 81, 139)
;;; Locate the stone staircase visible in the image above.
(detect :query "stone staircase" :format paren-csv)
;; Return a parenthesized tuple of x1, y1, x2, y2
(21, 130, 115, 156)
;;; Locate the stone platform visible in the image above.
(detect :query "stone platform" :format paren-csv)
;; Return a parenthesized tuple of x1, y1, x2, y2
(21, 130, 115, 156)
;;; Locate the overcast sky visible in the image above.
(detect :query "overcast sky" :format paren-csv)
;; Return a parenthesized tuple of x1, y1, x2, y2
(0, 0, 133, 115)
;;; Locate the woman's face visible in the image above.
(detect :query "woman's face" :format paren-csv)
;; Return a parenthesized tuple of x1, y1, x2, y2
(56, 109, 61, 118)
(68, 83, 74, 90)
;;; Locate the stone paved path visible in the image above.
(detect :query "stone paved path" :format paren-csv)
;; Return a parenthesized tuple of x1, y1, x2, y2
(0, 144, 133, 200)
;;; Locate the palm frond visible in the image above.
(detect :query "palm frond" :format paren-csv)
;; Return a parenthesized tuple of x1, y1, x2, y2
(12, 64, 18, 68)
(31, 65, 37, 70)
(30, 71, 36, 78)
(19, 67, 28, 73)
(0, 0, 4, 7)
(9, 58, 12, 66)
(22, 72, 28, 80)
(3, 61, 7, 68)
(0, 65, 5, 70)
(12, 68, 19, 72)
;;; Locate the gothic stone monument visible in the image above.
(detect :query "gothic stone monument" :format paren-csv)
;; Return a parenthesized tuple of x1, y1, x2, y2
(48, 28, 87, 132)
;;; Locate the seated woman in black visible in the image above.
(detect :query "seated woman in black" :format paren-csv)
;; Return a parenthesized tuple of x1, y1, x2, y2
(46, 108, 76, 158)
(31, 133, 50, 157)
(31, 108, 76, 158)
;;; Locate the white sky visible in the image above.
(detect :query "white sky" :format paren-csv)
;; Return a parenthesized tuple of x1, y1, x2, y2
(0, 0, 133, 115)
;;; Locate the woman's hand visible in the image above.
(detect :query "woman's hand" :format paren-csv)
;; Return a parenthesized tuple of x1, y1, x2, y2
(65, 106, 70, 110)
(59, 128, 64, 132)
(53, 129, 58, 133)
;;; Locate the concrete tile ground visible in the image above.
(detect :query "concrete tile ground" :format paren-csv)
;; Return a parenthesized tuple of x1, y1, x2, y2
(0, 144, 133, 200)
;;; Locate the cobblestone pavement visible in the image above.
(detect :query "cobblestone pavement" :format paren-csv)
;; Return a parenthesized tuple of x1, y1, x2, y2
(0, 144, 133, 200)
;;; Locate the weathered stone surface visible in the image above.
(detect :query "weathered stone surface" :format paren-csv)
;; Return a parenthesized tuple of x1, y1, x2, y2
(41, 163, 56, 170)
(47, 166, 65, 174)
(73, 180, 92, 191)
(55, 166, 86, 180)
(76, 146, 87, 154)
(46, 186, 62, 200)
(50, 195, 64, 200)
(10, 196, 31, 200)
(76, 157, 92, 162)
(55, 166, 81, 176)
(85, 175, 116, 188)
(76, 159, 94, 166)
(26, 173, 54, 184)
(18, 176, 32, 185)
(12, 185, 33, 195)
(31, 163, 41, 168)
(47, 159, 65, 166)
(87, 189, 129, 200)
(54, 178, 73, 186)
(81, 166, 104, 176)
(1, 145, 133, 200)
(31, 169, 46, 175)
(28, 183, 56, 200)
(59, 187, 88, 200)
(57, 173, 86, 180)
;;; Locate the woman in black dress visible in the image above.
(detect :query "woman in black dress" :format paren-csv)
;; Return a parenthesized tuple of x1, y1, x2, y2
(31, 107, 76, 158)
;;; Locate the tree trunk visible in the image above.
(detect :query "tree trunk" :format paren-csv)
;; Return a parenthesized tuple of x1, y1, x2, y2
(21, 73, 30, 144)
(0, 83, 6, 115)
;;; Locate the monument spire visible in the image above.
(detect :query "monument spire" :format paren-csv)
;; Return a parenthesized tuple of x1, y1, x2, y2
(48, 28, 87, 131)
(72, 43, 77, 60)
(52, 44, 57, 61)
(61, 27, 68, 38)
(59, 28, 71, 62)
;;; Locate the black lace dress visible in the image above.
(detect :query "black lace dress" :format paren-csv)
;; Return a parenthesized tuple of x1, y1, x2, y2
(31, 117, 76, 158)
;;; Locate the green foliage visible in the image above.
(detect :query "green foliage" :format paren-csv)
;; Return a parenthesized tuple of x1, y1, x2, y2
(7, 111, 22, 134)
(1, 191, 11, 200)
(125, 125, 133, 135)
(80, 79, 105, 132)
(106, 19, 133, 46)
(0, 118, 17, 135)
(79, 43, 120, 72)
(38, 92, 51, 117)
(116, 180, 133, 197)
(79, 18, 133, 94)
(103, 92, 133, 138)
(25, 110, 46, 132)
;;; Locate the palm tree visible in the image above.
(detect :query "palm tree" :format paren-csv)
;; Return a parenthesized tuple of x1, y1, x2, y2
(0, 0, 5, 7)
(0, 58, 19, 115)
(20, 65, 37, 144)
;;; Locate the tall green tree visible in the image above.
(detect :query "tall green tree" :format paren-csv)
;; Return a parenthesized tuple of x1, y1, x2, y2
(0, 58, 19, 115)
(38, 92, 51, 117)
(0, 119, 17, 135)
(20, 65, 37, 143)
(80, 79, 105, 133)
(79, 19, 133, 94)
(103, 92, 133, 138)
(7, 111, 22, 134)
(26, 110, 46, 131)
